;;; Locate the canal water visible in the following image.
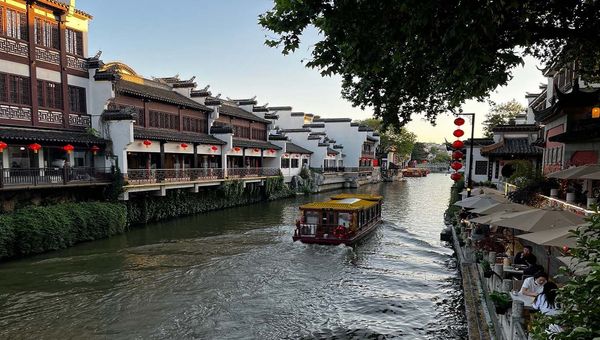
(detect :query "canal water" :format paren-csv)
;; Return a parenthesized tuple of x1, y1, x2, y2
(0, 173, 466, 339)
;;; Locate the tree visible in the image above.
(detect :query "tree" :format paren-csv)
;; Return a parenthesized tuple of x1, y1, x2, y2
(431, 150, 451, 163)
(531, 212, 600, 340)
(482, 100, 526, 138)
(259, 1, 600, 129)
(411, 142, 428, 162)
(357, 118, 417, 161)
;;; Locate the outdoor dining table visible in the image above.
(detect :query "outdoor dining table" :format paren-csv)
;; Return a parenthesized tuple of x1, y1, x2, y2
(503, 265, 525, 277)
(510, 291, 534, 309)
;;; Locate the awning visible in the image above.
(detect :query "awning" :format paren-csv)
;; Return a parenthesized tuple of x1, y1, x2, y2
(493, 208, 585, 233)
(517, 224, 588, 248)
(454, 194, 507, 209)
(134, 128, 225, 145)
(0, 126, 108, 145)
(470, 202, 531, 215)
(547, 164, 600, 179)
(232, 138, 282, 150)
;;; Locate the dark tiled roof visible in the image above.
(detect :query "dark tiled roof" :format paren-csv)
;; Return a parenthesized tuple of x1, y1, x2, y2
(232, 98, 258, 105)
(534, 85, 600, 123)
(46, 0, 93, 19)
(548, 120, 600, 143)
(264, 113, 279, 120)
(268, 106, 292, 111)
(309, 132, 326, 136)
(102, 108, 135, 121)
(333, 144, 343, 149)
(115, 80, 212, 112)
(366, 136, 379, 142)
(232, 138, 282, 150)
(219, 105, 271, 123)
(492, 124, 540, 132)
(305, 113, 314, 117)
(465, 138, 495, 146)
(286, 142, 312, 154)
(318, 143, 329, 147)
(134, 128, 225, 145)
(0, 126, 108, 145)
(253, 107, 269, 113)
(303, 123, 325, 128)
(290, 112, 305, 117)
(190, 89, 211, 97)
(480, 138, 542, 156)
(350, 122, 360, 127)
(210, 125, 233, 134)
(372, 132, 380, 136)
(308, 136, 322, 140)
(327, 148, 339, 155)
(268, 134, 289, 141)
(280, 128, 311, 133)
(313, 118, 352, 123)
(358, 125, 374, 132)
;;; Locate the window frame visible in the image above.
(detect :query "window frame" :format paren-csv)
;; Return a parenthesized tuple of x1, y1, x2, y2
(68, 85, 87, 114)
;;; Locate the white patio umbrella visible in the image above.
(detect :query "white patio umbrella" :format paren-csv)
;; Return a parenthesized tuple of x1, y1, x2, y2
(547, 164, 600, 179)
(468, 210, 515, 224)
(470, 202, 531, 215)
(454, 195, 507, 209)
(494, 208, 585, 233)
(516, 224, 589, 248)
(580, 170, 600, 180)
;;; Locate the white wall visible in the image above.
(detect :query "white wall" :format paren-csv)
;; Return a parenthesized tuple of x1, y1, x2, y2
(323, 123, 366, 167)
(463, 146, 491, 184)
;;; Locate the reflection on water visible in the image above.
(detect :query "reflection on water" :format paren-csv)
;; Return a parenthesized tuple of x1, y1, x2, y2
(0, 174, 466, 339)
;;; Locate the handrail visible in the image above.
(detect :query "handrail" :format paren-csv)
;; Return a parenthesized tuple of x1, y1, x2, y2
(0, 167, 112, 188)
(126, 167, 281, 184)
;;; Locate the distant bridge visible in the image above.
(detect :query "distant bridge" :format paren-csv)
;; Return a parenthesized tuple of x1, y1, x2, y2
(416, 163, 450, 173)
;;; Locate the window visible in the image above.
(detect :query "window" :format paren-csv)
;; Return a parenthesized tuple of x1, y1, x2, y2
(34, 18, 59, 49)
(291, 158, 299, 168)
(38, 80, 62, 109)
(68, 86, 86, 114)
(281, 158, 290, 168)
(232, 124, 250, 138)
(251, 126, 266, 140)
(475, 161, 488, 175)
(65, 28, 83, 56)
(0, 72, 31, 105)
(149, 110, 178, 130)
(183, 116, 207, 133)
(4, 8, 27, 41)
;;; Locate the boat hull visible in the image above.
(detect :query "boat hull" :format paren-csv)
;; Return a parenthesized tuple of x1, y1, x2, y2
(293, 219, 382, 246)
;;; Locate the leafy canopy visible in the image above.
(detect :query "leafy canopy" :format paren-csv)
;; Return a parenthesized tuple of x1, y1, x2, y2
(482, 100, 526, 138)
(259, 1, 600, 129)
(357, 118, 417, 159)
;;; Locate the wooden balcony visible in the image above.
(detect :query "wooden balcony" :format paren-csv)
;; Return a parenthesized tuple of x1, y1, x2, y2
(0, 167, 113, 190)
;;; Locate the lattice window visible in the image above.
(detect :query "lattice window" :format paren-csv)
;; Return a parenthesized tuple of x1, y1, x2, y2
(475, 161, 488, 175)
(38, 80, 63, 110)
(5, 9, 27, 41)
(34, 18, 59, 49)
(68, 86, 86, 114)
(66, 28, 83, 56)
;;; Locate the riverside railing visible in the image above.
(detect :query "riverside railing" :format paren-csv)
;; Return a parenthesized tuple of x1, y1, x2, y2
(126, 167, 281, 185)
(0, 167, 112, 188)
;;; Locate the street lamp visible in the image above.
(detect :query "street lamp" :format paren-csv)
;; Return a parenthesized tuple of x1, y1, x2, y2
(455, 113, 475, 197)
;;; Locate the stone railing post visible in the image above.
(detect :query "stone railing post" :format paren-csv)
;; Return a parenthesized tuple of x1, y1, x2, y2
(493, 264, 504, 290)
(502, 279, 512, 293)
(488, 251, 496, 264)
(510, 300, 524, 340)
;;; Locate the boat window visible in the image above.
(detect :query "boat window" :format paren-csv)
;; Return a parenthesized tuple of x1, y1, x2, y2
(338, 212, 351, 227)
(305, 211, 319, 225)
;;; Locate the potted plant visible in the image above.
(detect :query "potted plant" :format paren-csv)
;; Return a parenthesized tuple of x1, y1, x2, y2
(489, 291, 512, 314)
(474, 250, 484, 263)
(481, 260, 493, 278)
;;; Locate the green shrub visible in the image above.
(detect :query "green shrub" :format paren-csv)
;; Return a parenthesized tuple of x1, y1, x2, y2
(0, 202, 127, 260)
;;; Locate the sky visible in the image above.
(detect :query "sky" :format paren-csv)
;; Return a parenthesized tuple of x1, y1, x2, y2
(78, 0, 546, 143)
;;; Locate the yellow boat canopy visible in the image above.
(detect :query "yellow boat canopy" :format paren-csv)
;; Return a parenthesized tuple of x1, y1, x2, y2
(300, 194, 382, 211)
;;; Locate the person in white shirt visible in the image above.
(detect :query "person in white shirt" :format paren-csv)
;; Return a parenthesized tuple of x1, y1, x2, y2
(520, 272, 548, 297)
(532, 282, 562, 334)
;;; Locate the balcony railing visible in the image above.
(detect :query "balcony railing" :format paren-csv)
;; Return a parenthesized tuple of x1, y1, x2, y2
(323, 167, 345, 173)
(0, 167, 112, 189)
(125, 167, 280, 185)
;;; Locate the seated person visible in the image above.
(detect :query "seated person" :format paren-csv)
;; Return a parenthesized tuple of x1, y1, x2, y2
(520, 272, 548, 297)
(532, 282, 563, 334)
(514, 245, 537, 266)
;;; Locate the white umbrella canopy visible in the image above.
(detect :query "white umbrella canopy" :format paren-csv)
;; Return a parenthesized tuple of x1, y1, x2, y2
(454, 195, 507, 209)
(494, 208, 585, 233)
(580, 170, 600, 180)
(547, 164, 600, 179)
(516, 224, 589, 248)
(468, 211, 514, 224)
(470, 202, 532, 215)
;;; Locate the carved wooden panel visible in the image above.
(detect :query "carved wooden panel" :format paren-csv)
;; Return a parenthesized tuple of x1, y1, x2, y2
(66, 55, 86, 71)
(35, 47, 60, 65)
(68, 114, 91, 127)
(0, 36, 28, 58)
(0, 105, 32, 121)
(38, 110, 64, 124)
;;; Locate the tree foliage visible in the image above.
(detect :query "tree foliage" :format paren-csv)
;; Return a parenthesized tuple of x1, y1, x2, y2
(411, 142, 429, 161)
(531, 212, 600, 340)
(482, 99, 526, 138)
(358, 118, 417, 159)
(259, 1, 600, 129)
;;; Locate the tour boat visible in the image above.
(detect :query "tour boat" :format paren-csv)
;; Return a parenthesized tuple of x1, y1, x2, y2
(293, 193, 384, 245)
(401, 168, 428, 177)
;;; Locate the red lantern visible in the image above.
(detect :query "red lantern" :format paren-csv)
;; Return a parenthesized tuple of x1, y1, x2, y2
(451, 161, 463, 171)
(283, 154, 289, 158)
(28, 143, 42, 153)
(450, 172, 462, 181)
(143, 140, 152, 148)
(62, 144, 75, 154)
(90, 145, 100, 155)
(233, 147, 241, 152)
(268, 149, 275, 153)
(454, 117, 465, 126)
(562, 245, 569, 253)
(0, 141, 7, 153)
(253, 148, 260, 152)
(453, 129, 464, 138)
(452, 151, 463, 160)
(211, 145, 218, 151)
(180, 143, 188, 149)
(452, 140, 464, 149)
